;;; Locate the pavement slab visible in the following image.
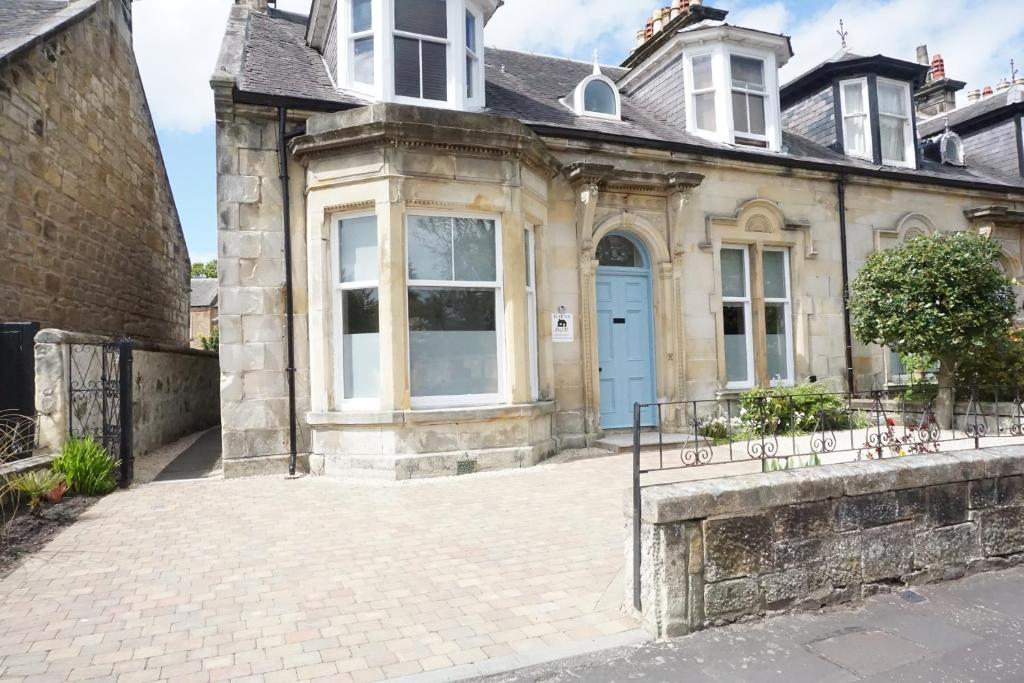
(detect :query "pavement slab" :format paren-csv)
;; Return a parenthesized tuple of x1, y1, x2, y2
(479, 565, 1024, 682)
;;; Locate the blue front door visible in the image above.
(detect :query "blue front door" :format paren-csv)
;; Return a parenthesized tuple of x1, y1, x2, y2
(596, 269, 656, 428)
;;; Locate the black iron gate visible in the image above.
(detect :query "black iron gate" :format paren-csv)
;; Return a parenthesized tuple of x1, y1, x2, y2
(68, 340, 134, 487)
(0, 322, 40, 416)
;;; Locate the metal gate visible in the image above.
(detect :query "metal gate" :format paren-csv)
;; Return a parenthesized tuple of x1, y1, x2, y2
(0, 322, 40, 415)
(68, 340, 134, 487)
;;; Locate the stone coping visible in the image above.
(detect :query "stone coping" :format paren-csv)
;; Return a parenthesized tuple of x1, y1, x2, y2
(0, 451, 58, 479)
(34, 329, 216, 358)
(307, 401, 557, 427)
(640, 446, 1024, 525)
(0, 0, 98, 66)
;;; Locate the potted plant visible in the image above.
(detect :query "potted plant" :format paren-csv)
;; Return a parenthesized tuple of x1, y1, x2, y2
(11, 469, 66, 515)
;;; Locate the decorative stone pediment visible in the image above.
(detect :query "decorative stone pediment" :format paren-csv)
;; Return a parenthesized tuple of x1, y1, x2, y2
(701, 198, 816, 257)
(874, 212, 936, 252)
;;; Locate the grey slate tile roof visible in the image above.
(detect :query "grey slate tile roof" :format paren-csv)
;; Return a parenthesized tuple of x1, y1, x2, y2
(232, 8, 1024, 192)
(190, 279, 218, 308)
(918, 87, 1023, 137)
(0, 0, 66, 44)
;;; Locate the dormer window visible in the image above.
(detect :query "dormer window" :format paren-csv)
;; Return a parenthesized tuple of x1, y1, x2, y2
(571, 65, 621, 120)
(839, 78, 871, 159)
(940, 130, 966, 166)
(336, 0, 491, 110)
(731, 55, 767, 146)
(678, 32, 787, 151)
(838, 77, 916, 168)
(877, 79, 913, 166)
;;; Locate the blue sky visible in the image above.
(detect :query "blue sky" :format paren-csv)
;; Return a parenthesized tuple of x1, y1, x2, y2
(132, 0, 1024, 263)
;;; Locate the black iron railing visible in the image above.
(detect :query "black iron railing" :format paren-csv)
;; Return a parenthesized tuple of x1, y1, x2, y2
(630, 386, 1024, 611)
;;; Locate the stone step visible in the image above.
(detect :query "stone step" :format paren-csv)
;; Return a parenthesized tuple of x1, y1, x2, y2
(594, 431, 699, 454)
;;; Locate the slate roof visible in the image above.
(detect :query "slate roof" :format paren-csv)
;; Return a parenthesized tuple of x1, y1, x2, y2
(190, 279, 218, 308)
(0, 1, 66, 43)
(0, 0, 97, 66)
(918, 86, 1024, 138)
(227, 8, 1024, 193)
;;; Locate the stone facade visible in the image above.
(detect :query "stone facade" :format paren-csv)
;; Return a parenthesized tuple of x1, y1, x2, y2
(0, 0, 189, 344)
(211, 3, 1024, 479)
(630, 446, 1024, 638)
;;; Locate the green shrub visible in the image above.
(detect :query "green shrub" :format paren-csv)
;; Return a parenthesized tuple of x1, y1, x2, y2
(10, 469, 65, 514)
(739, 383, 858, 434)
(956, 329, 1024, 393)
(52, 437, 119, 496)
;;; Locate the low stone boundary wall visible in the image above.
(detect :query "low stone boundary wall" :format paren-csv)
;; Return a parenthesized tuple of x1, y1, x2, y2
(629, 446, 1024, 639)
(34, 329, 219, 458)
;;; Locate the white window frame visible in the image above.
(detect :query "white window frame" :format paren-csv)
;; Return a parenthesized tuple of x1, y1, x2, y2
(463, 7, 483, 105)
(683, 44, 782, 151)
(337, 0, 378, 96)
(525, 225, 539, 401)
(572, 73, 622, 120)
(729, 53, 769, 146)
(684, 49, 718, 135)
(763, 247, 795, 387)
(405, 211, 506, 409)
(839, 78, 872, 160)
(332, 211, 380, 411)
(721, 245, 755, 390)
(877, 77, 916, 168)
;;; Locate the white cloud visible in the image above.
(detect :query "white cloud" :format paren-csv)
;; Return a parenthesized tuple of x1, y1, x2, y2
(133, 0, 1021, 134)
(133, 0, 311, 133)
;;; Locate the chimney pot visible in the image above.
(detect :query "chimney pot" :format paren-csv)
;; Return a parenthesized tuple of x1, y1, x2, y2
(916, 45, 930, 66)
(982, 85, 994, 97)
(967, 89, 981, 102)
(997, 78, 1011, 92)
(930, 54, 945, 80)
(671, 0, 681, 20)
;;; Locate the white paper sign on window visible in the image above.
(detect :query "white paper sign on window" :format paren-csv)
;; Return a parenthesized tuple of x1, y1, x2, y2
(552, 313, 574, 343)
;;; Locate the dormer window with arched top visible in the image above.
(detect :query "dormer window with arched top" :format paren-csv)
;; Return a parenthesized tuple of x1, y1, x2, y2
(941, 130, 966, 166)
(571, 66, 622, 120)
(336, 0, 494, 110)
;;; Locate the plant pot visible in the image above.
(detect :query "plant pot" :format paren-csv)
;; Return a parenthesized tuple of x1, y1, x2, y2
(47, 482, 68, 504)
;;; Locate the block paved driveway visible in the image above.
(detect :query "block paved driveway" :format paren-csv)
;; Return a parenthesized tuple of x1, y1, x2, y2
(0, 452, 654, 683)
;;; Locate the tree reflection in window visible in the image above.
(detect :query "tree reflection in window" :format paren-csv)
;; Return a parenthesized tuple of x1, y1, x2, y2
(596, 234, 642, 268)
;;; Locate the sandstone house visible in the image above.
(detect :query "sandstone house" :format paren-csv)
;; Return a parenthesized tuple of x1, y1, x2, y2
(212, 0, 1024, 479)
(0, 0, 190, 346)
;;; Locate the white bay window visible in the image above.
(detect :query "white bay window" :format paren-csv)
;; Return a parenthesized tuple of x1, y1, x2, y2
(840, 78, 871, 159)
(407, 215, 503, 407)
(877, 79, 914, 167)
(683, 42, 783, 151)
(336, 0, 489, 110)
(335, 214, 380, 407)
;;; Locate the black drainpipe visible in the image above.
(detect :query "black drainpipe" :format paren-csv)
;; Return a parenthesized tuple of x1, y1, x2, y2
(278, 107, 302, 476)
(837, 174, 855, 394)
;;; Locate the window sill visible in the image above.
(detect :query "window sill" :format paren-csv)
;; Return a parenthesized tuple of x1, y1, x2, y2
(308, 401, 556, 427)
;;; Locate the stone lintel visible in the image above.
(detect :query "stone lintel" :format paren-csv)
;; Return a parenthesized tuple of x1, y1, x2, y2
(566, 162, 705, 195)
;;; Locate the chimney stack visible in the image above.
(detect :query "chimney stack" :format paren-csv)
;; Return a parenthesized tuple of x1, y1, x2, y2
(236, 0, 269, 12)
(914, 50, 964, 117)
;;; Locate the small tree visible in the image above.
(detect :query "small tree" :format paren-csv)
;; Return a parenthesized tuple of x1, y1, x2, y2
(191, 259, 218, 279)
(850, 232, 1017, 426)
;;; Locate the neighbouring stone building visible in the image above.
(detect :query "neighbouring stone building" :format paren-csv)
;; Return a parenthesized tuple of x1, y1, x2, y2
(212, 0, 1024, 479)
(0, 0, 190, 345)
(190, 278, 219, 348)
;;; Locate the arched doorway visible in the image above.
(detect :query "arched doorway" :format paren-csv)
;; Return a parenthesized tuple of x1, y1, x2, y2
(595, 233, 656, 428)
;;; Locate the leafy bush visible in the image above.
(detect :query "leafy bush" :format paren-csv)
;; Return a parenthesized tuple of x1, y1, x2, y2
(11, 469, 64, 514)
(52, 437, 119, 496)
(697, 415, 743, 442)
(956, 328, 1024, 393)
(739, 383, 858, 434)
(199, 328, 219, 352)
